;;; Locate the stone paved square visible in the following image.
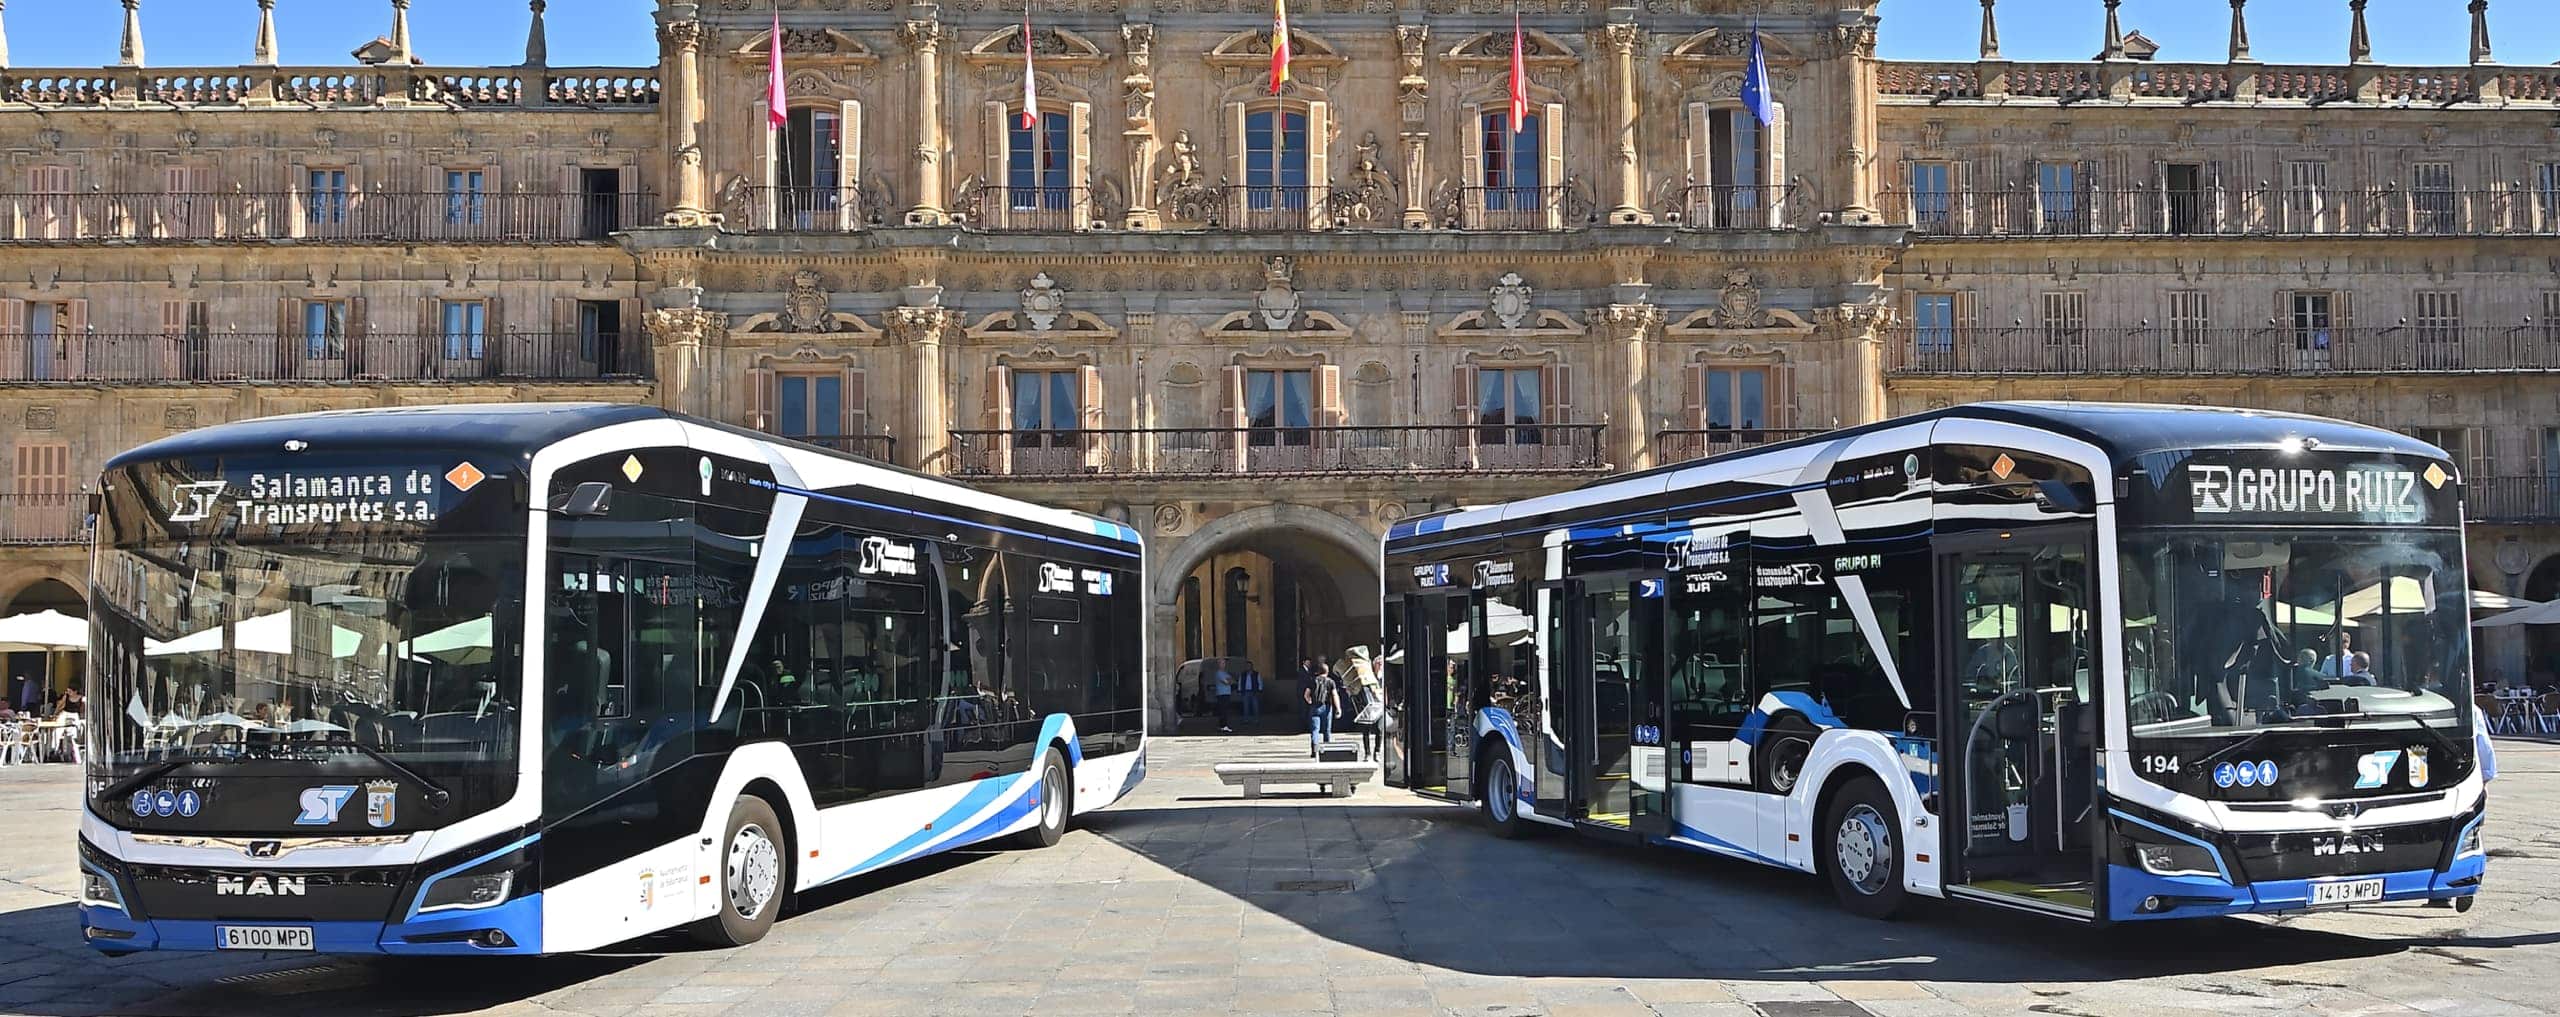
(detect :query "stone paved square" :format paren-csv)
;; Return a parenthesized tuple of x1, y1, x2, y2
(1, 734, 2554, 1016)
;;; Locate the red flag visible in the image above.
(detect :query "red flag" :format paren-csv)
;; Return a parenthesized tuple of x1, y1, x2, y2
(1507, 12, 1528, 134)
(1021, 15, 1038, 129)
(1269, 0, 1291, 94)
(765, 8, 786, 131)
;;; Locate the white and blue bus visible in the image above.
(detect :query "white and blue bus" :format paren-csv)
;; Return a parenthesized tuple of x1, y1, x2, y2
(1382, 402, 2486, 923)
(79, 404, 1146, 955)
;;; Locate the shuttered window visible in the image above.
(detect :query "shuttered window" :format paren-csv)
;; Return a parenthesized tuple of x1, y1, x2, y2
(2168, 291, 2211, 345)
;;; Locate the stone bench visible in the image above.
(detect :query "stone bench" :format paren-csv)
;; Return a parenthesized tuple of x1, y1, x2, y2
(1213, 761, 1376, 799)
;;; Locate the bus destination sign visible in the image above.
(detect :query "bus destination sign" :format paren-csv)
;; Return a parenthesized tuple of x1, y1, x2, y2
(165, 463, 487, 529)
(2145, 454, 2456, 526)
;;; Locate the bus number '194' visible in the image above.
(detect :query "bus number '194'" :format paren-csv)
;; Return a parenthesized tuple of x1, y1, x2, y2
(2140, 754, 2181, 775)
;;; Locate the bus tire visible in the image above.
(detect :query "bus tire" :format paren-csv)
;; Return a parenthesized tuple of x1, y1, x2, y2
(1480, 751, 1530, 839)
(1012, 748, 1072, 849)
(1820, 775, 1908, 921)
(692, 795, 787, 948)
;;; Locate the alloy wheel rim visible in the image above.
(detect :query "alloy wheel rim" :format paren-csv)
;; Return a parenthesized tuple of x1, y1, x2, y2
(1835, 804, 1892, 895)
(1489, 760, 1515, 822)
(728, 823, 781, 920)
(1040, 766, 1064, 829)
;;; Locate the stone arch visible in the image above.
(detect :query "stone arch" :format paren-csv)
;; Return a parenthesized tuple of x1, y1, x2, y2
(1145, 503, 1384, 732)
(0, 565, 83, 614)
(1150, 502, 1380, 609)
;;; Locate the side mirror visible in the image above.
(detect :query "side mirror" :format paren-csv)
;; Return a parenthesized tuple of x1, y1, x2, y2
(549, 481, 613, 518)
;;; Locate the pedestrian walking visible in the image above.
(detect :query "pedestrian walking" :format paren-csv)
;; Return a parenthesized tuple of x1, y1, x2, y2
(1212, 663, 1236, 733)
(1304, 659, 1340, 757)
(1345, 646, 1383, 761)
(1240, 663, 1264, 720)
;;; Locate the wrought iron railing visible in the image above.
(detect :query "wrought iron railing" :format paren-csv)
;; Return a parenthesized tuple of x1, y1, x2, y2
(960, 185, 1092, 231)
(948, 425, 1609, 479)
(1882, 326, 2560, 377)
(0, 64, 658, 108)
(1668, 183, 1802, 231)
(0, 331, 647, 384)
(2470, 476, 2560, 524)
(727, 185, 875, 232)
(1881, 185, 2560, 239)
(792, 433, 899, 464)
(1654, 428, 1829, 465)
(0, 494, 89, 546)
(1222, 185, 1323, 232)
(1456, 185, 1597, 231)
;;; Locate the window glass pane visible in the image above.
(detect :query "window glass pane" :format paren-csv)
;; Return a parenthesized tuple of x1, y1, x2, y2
(1246, 111, 1273, 188)
(1042, 113, 1070, 190)
(1050, 370, 1078, 428)
(1478, 369, 1507, 426)
(1738, 370, 1766, 428)
(1705, 369, 1733, 428)
(1009, 121, 1037, 194)
(1282, 370, 1313, 428)
(1014, 373, 1044, 432)
(1727, 113, 1758, 189)
(813, 375, 842, 435)
(811, 112, 842, 190)
(1482, 115, 1506, 189)
(1246, 370, 1276, 428)
(1512, 370, 1541, 427)
(1516, 115, 1542, 189)
(779, 376, 810, 437)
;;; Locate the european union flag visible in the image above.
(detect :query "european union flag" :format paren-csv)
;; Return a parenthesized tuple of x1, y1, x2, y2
(1741, 24, 1774, 127)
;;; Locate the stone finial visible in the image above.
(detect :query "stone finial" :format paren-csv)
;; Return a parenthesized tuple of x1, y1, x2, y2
(2100, 0, 2124, 60)
(118, 0, 143, 67)
(1979, 0, 2000, 60)
(2348, 0, 2372, 64)
(2469, 0, 2493, 65)
(2228, 0, 2252, 62)
(390, 0, 412, 64)
(0, 0, 11, 70)
(525, 0, 549, 66)
(253, 0, 277, 66)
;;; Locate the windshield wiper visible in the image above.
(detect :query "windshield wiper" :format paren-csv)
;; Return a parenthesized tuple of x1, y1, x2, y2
(301, 738, 453, 810)
(98, 749, 235, 805)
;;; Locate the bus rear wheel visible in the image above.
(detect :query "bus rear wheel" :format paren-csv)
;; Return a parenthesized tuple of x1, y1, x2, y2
(1012, 748, 1072, 849)
(692, 795, 787, 947)
(1820, 775, 1908, 920)
(1481, 752, 1530, 839)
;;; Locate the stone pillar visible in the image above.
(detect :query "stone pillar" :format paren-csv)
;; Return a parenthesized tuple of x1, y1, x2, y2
(1590, 303, 1660, 471)
(2347, 0, 2380, 102)
(526, 0, 549, 67)
(118, 0, 142, 67)
(1978, 0, 1999, 59)
(390, 0, 412, 64)
(1396, 25, 1431, 229)
(659, 13, 713, 226)
(1836, 22, 1882, 220)
(2227, 0, 2258, 100)
(1122, 24, 1160, 229)
(2470, 1, 2501, 101)
(252, 0, 276, 66)
(1602, 23, 1647, 225)
(891, 304, 956, 472)
(900, 18, 949, 226)
(1819, 304, 1890, 428)
(645, 306, 725, 418)
(0, 1, 11, 70)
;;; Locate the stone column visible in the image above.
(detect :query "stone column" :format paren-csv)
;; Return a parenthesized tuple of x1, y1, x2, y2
(2227, 0, 2259, 101)
(645, 306, 725, 418)
(1978, 0, 1999, 59)
(1835, 22, 1882, 220)
(526, 0, 549, 67)
(659, 14, 712, 226)
(1590, 303, 1660, 471)
(2347, 0, 2380, 102)
(253, 0, 276, 66)
(901, 18, 949, 226)
(389, 0, 412, 64)
(1601, 24, 1647, 225)
(1396, 25, 1431, 229)
(891, 304, 956, 472)
(1819, 304, 1890, 428)
(1122, 24, 1160, 229)
(2470, 1, 2501, 102)
(118, 0, 142, 67)
(0, 0, 11, 70)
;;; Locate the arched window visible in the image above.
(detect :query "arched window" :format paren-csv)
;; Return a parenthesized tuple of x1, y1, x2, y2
(1007, 111, 1072, 210)
(1244, 109, 1309, 212)
(1479, 111, 1543, 210)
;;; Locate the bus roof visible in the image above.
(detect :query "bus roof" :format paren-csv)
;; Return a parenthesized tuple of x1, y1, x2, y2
(1389, 401, 2449, 547)
(103, 403, 1143, 548)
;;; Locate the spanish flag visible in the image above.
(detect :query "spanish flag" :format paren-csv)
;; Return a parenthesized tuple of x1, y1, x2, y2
(1269, 0, 1291, 94)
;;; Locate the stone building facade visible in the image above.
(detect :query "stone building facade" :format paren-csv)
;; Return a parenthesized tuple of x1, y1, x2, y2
(0, 0, 2554, 706)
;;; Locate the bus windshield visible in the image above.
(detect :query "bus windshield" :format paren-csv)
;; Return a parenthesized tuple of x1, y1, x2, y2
(2120, 529, 2472, 749)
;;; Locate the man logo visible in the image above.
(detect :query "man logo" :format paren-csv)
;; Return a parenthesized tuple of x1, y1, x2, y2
(295, 785, 358, 826)
(2310, 833, 2384, 857)
(247, 841, 283, 859)
(215, 874, 307, 897)
(2354, 750, 2403, 790)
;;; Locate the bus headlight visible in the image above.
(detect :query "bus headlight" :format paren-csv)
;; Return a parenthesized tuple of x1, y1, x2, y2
(2134, 841, 2220, 878)
(417, 869, 515, 913)
(2458, 816, 2483, 858)
(81, 867, 127, 913)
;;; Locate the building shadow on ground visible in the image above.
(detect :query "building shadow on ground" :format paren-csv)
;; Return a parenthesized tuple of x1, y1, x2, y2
(1078, 802, 2549, 984)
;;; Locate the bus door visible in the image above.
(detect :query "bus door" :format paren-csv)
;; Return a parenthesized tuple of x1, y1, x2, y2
(1531, 581, 1573, 817)
(1400, 592, 1469, 798)
(1938, 530, 2098, 918)
(1569, 575, 1670, 836)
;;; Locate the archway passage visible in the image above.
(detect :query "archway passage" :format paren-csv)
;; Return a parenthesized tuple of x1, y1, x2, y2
(3, 577, 84, 712)
(2522, 555, 2560, 689)
(1151, 507, 1382, 732)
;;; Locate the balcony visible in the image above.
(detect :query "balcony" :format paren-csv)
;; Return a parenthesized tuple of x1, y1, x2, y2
(0, 65, 658, 110)
(1664, 184, 1805, 231)
(1880, 186, 2560, 240)
(1655, 428, 1829, 465)
(957, 185, 1095, 232)
(0, 331, 648, 384)
(793, 433, 899, 464)
(947, 426, 1609, 480)
(725, 185, 879, 232)
(1882, 326, 2560, 377)
(0, 494, 89, 547)
(1453, 185, 1598, 231)
(2471, 477, 2560, 524)
(0, 190, 657, 244)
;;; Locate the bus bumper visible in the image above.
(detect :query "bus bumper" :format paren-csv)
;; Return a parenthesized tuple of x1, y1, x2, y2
(81, 893, 546, 956)
(2105, 855, 2485, 921)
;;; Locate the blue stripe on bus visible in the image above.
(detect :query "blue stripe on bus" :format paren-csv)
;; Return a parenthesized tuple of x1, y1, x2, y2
(1389, 480, 1831, 556)
(827, 715, 1081, 882)
(779, 485, 1142, 559)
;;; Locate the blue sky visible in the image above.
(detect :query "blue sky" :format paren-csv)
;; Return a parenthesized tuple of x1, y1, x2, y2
(0, 1, 2546, 68)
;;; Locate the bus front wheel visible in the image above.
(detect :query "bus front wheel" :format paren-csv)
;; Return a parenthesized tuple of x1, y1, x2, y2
(1821, 775, 1908, 920)
(693, 795, 787, 947)
(1481, 752, 1530, 839)
(1012, 748, 1072, 849)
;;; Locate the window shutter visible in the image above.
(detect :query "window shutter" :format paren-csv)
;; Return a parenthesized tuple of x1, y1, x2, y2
(747, 366, 776, 432)
(1542, 361, 1571, 423)
(981, 100, 1010, 227)
(844, 365, 869, 437)
(1682, 363, 1705, 430)
(160, 300, 185, 337)
(984, 363, 1013, 429)
(1541, 103, 1567, 227)
(550, 296, 574, 337)
(1452, 362, 1479, 424)
(618, 163, 642, 228)
(1765, 100, 1788, 225)
(837, 100, 864, 229)
(1685, 102, 1712, 221)
(2336, 290, 2353, 330)
(422, 298, 442, 352)
(754, 100, 776, 194)
(1461, 103, 1486, 229)
(1078, 364, 1104, 429)
(1220, 364, 1247, 470)
(1304, 100, 1330, 228)
(1770, 362, 1798, 429)
(485, 296, 504, 356)
(289, 162, 310, 237)
(1317, 363, 1344, 425)
(1070, 101, 1094, 229)
(1225, 101, 1249, 224)
(619, 298, 644, 370)
(64, 300, 88, 379)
